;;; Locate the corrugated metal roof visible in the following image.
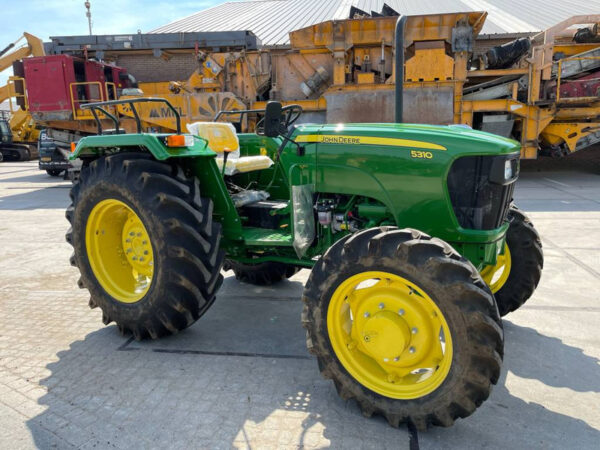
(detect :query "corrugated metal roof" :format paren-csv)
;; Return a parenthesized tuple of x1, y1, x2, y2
(150, 0, 600, 45)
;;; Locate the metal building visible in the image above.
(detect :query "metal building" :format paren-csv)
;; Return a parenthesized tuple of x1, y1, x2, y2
(150, 0, 600, 45)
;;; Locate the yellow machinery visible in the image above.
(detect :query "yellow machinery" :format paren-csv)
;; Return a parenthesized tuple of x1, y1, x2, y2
(249, 12, 600, 159)
(462, 14, 600, 158)
(45, 13, 600, 160)
(118, 50, 271, 132)
(0, 32, 45, 160)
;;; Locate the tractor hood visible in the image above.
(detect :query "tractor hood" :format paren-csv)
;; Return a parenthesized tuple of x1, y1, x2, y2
(293, 123, 520, 156)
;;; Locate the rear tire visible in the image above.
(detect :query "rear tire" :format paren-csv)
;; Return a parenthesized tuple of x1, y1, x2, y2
(493, 206, 543, 316)
(302, 227, 503, 430)
(225, 260, 300, 285)
(66, 153, 225, 339)
(46, 169, 63, 177)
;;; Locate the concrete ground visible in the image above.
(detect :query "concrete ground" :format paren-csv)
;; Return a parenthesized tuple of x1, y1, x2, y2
(0, 161, 598, 449)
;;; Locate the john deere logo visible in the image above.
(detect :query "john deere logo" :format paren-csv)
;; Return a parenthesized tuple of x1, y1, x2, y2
(321, 136, 361, 145)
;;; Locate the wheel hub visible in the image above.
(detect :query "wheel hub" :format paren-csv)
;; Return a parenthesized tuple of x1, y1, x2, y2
(481, 243, 511, 293)
(360, 311, 410, 362)
(327, 271, 452, 399)
(85, 199, 154, 303)
(121, 218, 153, 276)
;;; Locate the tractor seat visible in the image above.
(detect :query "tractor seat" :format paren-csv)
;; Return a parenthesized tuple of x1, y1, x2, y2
(187, 122, 273, 175)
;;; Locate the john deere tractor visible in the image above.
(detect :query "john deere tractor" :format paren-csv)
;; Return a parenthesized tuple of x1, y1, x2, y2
(67, 10, 547, 426)
(66, 93, 543, 429)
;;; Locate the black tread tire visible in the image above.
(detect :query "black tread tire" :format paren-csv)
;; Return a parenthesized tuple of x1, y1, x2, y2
(66, 153, 225, 340)
(17, 147, 30, 161)
(225, 260, 300, 285)
(494, 206, 543, 316)
(302, 227, 503, 430)
(46, 169, 63, 177)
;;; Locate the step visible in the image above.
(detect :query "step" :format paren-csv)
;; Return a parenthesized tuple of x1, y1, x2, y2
(242, 227, 293, 246)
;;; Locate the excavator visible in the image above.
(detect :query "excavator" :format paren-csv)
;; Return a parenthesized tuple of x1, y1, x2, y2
(0, 32, 44, 161)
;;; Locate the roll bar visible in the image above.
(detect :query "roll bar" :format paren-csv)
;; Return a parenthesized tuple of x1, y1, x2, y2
(81, 97, 181, 135)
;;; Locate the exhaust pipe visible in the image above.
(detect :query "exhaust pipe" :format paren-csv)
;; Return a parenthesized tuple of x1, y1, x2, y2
(395, 15, 407, 123)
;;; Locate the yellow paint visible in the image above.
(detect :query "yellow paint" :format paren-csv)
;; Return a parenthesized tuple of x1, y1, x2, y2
(295, 134, 447, 150)
(86, 199, 154, 303)
(357, 72, 375, 84)
(541, 122, 600, 152)
(327, 271, 453, 399)
(481, 243, 511, 293)
(406, 43, 454, 82)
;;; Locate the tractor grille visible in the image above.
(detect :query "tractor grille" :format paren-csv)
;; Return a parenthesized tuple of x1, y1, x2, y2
(447, 155, 517, 230)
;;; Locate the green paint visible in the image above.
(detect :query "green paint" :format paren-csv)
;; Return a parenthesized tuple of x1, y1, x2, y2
(72, 122, 520, 271)
(71, 133, 215, 160)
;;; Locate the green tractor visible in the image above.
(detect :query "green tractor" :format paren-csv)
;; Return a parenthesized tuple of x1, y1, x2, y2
(66, 65, 543, 428)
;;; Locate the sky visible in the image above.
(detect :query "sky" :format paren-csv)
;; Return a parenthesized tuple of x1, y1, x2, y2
(0, 0, 222, 86)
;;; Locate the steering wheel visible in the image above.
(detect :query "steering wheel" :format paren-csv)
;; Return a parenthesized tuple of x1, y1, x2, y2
(256, 104, 303, 136)
(281, 104, 303, 128)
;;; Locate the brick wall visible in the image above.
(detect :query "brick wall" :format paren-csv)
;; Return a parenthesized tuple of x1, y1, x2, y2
(115, 53, 198, 83)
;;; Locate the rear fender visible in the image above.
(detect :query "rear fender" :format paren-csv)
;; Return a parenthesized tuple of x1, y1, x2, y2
(70, 134, 216, 160)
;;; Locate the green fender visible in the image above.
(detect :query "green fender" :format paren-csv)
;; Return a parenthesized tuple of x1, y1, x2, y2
(70, 133, 216, 160)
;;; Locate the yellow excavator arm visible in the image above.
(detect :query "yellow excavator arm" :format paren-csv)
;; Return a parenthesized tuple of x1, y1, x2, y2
(0, 32, 45, 148)
(0, 32, 45, 73)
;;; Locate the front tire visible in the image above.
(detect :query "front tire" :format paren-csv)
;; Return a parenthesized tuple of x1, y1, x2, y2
(482, 206, 543, 316)
(66, 153, 225, 339)
(302, 227, 503, 430)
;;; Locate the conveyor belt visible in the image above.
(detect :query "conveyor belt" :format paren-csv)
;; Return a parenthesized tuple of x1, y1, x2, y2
(552, 46, 600, 79)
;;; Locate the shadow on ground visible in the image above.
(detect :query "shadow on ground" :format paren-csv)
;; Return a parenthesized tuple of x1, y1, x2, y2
(26, 287, 600, 448)
(0, 186, 70, 210)
(420, 320, 600, 448)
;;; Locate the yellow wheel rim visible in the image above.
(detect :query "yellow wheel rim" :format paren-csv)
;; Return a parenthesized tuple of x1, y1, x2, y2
(327, 271, 453, 399)
(85, 199, 154, 303)
(481, 243, 512, 294)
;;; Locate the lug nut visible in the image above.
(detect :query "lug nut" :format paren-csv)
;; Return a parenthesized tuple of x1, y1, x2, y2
(409, 346, 416, 354)
(363, 312, 370, 318)
(137, 232, 142, 237)
(394, 356, 399, 362)
(144, 250, 148, 255)
(126, 249, 132, 253)
(378, 303, 385, 309)
(125, 238, 131, 243)
(412, 327, 418, 334)
(142, 240, 147, 245)
(139, 257, 144, 262)
(132, 256, 137, 261)
(398, 309, 405, 316)
(129, 232, 135, 236)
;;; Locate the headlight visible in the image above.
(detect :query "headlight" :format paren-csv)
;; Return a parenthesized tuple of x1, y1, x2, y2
(504, 159, 513, 180)
(489, 155, 519, 185)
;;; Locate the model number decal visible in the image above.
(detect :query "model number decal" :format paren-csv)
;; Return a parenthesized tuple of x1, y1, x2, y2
(410, 150, 433, 159)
